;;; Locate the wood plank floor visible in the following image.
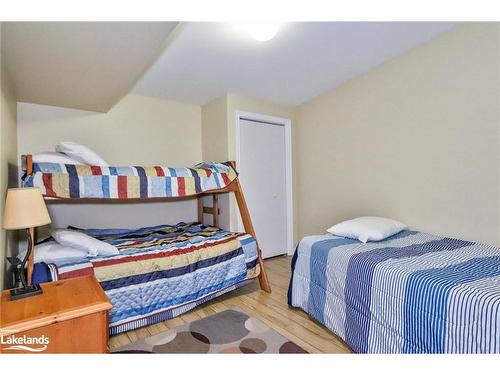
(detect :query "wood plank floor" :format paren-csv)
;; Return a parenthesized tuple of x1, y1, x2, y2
(109, 256, 352, 353)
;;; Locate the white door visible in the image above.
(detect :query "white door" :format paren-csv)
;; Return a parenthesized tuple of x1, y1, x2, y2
(238, 118, 287, 258)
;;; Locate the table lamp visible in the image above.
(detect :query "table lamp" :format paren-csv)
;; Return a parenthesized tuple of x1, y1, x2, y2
(3, 187, 51, 300)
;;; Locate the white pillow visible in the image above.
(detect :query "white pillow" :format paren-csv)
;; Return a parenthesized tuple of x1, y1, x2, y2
(18, 240, 89, 263)
(33, 152, 84, 165)
(51, 229, 119, 257)
(327, 216, 407, 243)
(55, 142, 108, 166)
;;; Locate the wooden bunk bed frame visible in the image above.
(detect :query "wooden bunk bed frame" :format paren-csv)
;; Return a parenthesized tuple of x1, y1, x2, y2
(21, 154, 271, 293)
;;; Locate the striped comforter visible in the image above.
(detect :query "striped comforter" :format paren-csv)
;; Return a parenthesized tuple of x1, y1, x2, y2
(288, 230, 500, 353)
(51, 222, 259, 335)
(24, 161, 237, 199)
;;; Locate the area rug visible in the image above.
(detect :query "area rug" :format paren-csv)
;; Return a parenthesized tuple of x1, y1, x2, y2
(113, 308, 307, 354)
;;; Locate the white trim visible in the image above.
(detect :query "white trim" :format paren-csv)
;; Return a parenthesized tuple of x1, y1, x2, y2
(234, 110, 294, 256)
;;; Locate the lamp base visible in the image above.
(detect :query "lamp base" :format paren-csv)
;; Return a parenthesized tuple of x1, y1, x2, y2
(10, 284, 43, 300)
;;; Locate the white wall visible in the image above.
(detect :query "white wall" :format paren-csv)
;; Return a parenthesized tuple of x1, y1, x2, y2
(17, 94, 202, 232)
(295, 23, 500, 246)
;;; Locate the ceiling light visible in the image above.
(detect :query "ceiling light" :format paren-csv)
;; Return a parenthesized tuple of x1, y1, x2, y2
(235, 22, 282, 42)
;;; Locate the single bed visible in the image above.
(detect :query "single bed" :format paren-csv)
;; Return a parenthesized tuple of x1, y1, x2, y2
(288, 230, 500, 353)
(35, 222, 259, 335)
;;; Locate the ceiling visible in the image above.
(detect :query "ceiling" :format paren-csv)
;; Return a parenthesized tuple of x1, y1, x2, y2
(2, 22, 458, 112)
(132, 22, 457, 106)
(2, 22, 178, 112)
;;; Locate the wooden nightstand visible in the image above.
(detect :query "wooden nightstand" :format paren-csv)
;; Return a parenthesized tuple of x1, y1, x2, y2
(0, 275, 112, 354)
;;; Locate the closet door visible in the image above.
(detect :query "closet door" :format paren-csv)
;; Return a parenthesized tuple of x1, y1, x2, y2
(238, 118, 287, 259)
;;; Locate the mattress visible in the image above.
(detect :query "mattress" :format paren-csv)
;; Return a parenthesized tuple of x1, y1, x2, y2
(47, 222, 259, 335)
(24, 161, 237, 199)
(288, 230, 500, 353)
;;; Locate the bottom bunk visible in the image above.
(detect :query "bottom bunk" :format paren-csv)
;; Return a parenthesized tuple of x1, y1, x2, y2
(33, 222, 260, 335)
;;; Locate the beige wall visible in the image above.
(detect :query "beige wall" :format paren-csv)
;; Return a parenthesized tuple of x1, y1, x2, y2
(295, 23, 500, 246)
(17, 94, 202, 232)
(1, 24, 19, 289)
(202, 95, 228, 162)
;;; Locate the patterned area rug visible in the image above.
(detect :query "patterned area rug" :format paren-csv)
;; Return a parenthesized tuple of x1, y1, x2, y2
(113, 308, 308, 354)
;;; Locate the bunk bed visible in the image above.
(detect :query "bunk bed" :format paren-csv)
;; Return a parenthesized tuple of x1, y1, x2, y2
(21, 154, 271, 335)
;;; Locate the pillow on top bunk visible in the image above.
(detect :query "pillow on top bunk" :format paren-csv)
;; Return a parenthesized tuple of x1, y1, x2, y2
(33, 152, 84, 165)
(327, 216, 407, 243)
(18, 240, 89, 263)
(55, 141, 109, 166)
(51, 229, 119, 257)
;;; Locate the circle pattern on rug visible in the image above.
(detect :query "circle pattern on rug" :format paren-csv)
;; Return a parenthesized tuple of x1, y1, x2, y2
(239, 338, 267, 353)
(191, 331, 210, 344)
(244, 317, 270, 333)
(279, 341, 308, 354)
(112, 308, 309, 354)
(153, 331, 210, 353)
(189, 309, 250, 344)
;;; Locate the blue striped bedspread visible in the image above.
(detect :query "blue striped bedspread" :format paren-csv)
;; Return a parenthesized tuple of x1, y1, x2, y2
(288, 230, 500, 353)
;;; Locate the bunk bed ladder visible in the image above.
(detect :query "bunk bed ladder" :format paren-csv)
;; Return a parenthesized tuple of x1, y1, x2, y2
(196, 178, 271, 293)
(197, 194, 220, 227)
(232, 177, 271, 292)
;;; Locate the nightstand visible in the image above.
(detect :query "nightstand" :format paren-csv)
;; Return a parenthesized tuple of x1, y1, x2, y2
(0, 275, 112, 354)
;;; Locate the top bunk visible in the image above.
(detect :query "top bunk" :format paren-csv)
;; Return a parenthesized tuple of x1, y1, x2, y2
(21, 154, 239, 201)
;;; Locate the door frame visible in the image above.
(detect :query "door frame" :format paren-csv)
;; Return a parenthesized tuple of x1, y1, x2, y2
(235, 110, 294, 256)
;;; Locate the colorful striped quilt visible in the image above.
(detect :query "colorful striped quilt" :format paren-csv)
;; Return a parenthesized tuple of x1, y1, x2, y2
(288, 230, 500, 353)
(49, 222, 259, 335)
(24, 161, 237, 199)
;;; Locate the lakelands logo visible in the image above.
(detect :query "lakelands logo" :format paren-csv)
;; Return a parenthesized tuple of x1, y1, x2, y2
(0, 329, 49, 352)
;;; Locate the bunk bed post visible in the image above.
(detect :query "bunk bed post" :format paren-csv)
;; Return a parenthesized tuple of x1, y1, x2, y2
(26, 154, 33, 176)
(230, 162, 272, 293)
(197, 196, 203, 223)
(212, 194, 219, 227)
(21, 154, 33, 179)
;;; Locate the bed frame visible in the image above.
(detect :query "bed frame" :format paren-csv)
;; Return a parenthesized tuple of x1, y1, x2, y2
(21, 154, 271, 293)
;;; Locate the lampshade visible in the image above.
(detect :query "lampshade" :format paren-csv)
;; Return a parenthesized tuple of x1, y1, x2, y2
(3, 188, 51, 229)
